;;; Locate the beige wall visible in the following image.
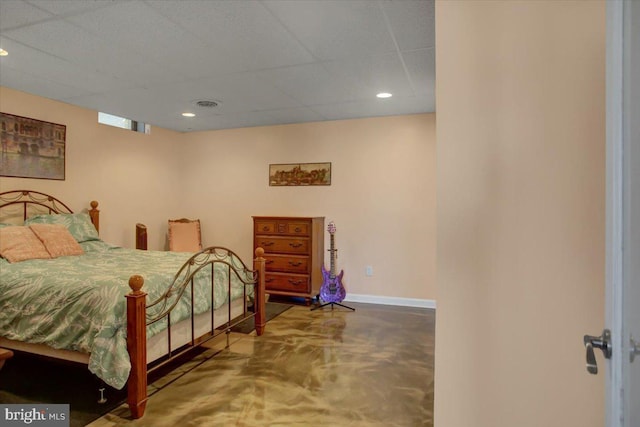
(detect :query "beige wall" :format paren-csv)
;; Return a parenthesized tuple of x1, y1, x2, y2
(171, 114, 436, 301)
(0, 87, 184, 249)
(0, 86, 436, 302)
(434, 1, 606, 426)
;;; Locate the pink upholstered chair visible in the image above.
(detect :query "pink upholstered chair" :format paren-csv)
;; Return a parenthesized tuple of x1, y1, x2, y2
(168, 218, 202, 252)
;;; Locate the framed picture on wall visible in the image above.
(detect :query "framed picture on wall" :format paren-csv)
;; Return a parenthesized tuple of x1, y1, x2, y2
(0, 112, 66, 180)
(269, 162, 331, 186)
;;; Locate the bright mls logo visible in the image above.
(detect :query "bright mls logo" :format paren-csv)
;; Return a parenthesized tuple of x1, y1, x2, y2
(1, 404, 69, 426)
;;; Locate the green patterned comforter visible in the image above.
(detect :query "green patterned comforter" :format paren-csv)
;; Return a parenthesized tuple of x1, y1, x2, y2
(0, 241, 251, 389)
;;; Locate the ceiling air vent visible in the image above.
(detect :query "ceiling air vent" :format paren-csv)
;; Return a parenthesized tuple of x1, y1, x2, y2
(195, 100, 219, 108)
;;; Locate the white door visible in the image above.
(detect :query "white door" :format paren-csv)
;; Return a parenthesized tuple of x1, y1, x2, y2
(605, 1, 640, 426)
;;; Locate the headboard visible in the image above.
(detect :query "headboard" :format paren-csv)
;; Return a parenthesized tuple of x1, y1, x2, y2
(0, 190, 100, 232)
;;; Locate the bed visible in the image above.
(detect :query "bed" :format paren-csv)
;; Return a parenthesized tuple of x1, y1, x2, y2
(0, 190, 266, 419)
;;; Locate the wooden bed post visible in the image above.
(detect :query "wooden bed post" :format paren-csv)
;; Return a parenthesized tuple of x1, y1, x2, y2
(126, 275, 147, 419)
(135, 223, 148, 250)
(254, 247, 266, 336)
(88, 201, 100, 233)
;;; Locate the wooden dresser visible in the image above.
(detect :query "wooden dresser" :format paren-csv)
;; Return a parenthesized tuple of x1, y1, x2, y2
(253, 216, 324, 305)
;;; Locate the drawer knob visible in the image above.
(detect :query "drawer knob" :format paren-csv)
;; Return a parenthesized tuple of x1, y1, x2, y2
(265, 278, 274, 283)
(288, 261, 302, 267)
(289, 242, 302, 248)
(262, 226, 269, 231)
(288, 279, 303, 286)
(294, 227, 302, 232)
(261, 241, 274, 246)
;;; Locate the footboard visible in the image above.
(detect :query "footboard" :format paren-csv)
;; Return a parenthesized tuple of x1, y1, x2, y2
(125, 247, 266, 419)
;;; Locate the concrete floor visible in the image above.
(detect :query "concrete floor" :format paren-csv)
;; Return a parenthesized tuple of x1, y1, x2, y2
(89, 302, 435, 427)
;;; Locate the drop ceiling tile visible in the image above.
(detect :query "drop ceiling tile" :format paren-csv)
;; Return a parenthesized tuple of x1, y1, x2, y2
(161, 105, 326, 132)
(156, 44, 248, 80)
(255, 63, 358, 106)
(152, 116, 202, 133)
(26, 0, 115, 17)
(87, 84, 208, 119)
(322, 53, 414, 100)
(0, 66, 90, 102)
(402, 48, 436, 96)
(260, 106, 326, 125)
(65, 2, 182, 52)
(216, 110, 290, 130)
(148, 0, 314, 70)
(0, 0, 52, 31)
(264, 0, 396, 60)
(381, 0, 435, 51)
(64, 88, 167, 125)
(169, 110, 278, 132)
(311, 96, 432, 120)
(4, 19, 181, 86)
(3, 19, 88, 57)
(65, 2, 242, 79)
(0, 37, 127, 93)
(159, 73, 301, 114)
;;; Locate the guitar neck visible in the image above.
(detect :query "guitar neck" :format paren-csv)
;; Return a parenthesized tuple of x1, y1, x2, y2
(329, 234, 336, 278)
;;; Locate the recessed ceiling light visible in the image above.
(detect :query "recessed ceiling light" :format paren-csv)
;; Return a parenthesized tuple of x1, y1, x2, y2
(376, 92, 392, 99)
(0, 49, 8, 57)
(182, 112, 195, 117)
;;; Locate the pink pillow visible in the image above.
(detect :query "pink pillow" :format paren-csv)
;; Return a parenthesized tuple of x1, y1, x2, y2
(29, 223, 84, 258)
(0, 226, 51, 263)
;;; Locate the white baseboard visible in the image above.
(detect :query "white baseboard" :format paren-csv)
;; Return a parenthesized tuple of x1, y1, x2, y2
(343, 293, 436, 309)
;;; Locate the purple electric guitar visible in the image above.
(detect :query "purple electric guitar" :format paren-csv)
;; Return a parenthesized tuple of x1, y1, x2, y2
(319, 221, 347, 303)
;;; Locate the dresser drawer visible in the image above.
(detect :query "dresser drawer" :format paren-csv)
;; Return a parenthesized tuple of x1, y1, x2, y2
(255, 236, 309, 254)
(254, 220, 277, 235)
(281, 221, 310, 236)
(264, 273, 310, 293)
(255, 219, 311, 236)
(264, 254, 309, 273)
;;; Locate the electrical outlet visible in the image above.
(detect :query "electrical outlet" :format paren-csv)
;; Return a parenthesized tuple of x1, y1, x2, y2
(365, 265, 373, 276)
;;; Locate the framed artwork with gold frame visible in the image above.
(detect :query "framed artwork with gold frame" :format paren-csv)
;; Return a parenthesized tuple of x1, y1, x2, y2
(269, 162, 331, 186)
(0, 112, 66, 180)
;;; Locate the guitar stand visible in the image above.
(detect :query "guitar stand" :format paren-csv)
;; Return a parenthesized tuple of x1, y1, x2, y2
(311, 301, 355, 311)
